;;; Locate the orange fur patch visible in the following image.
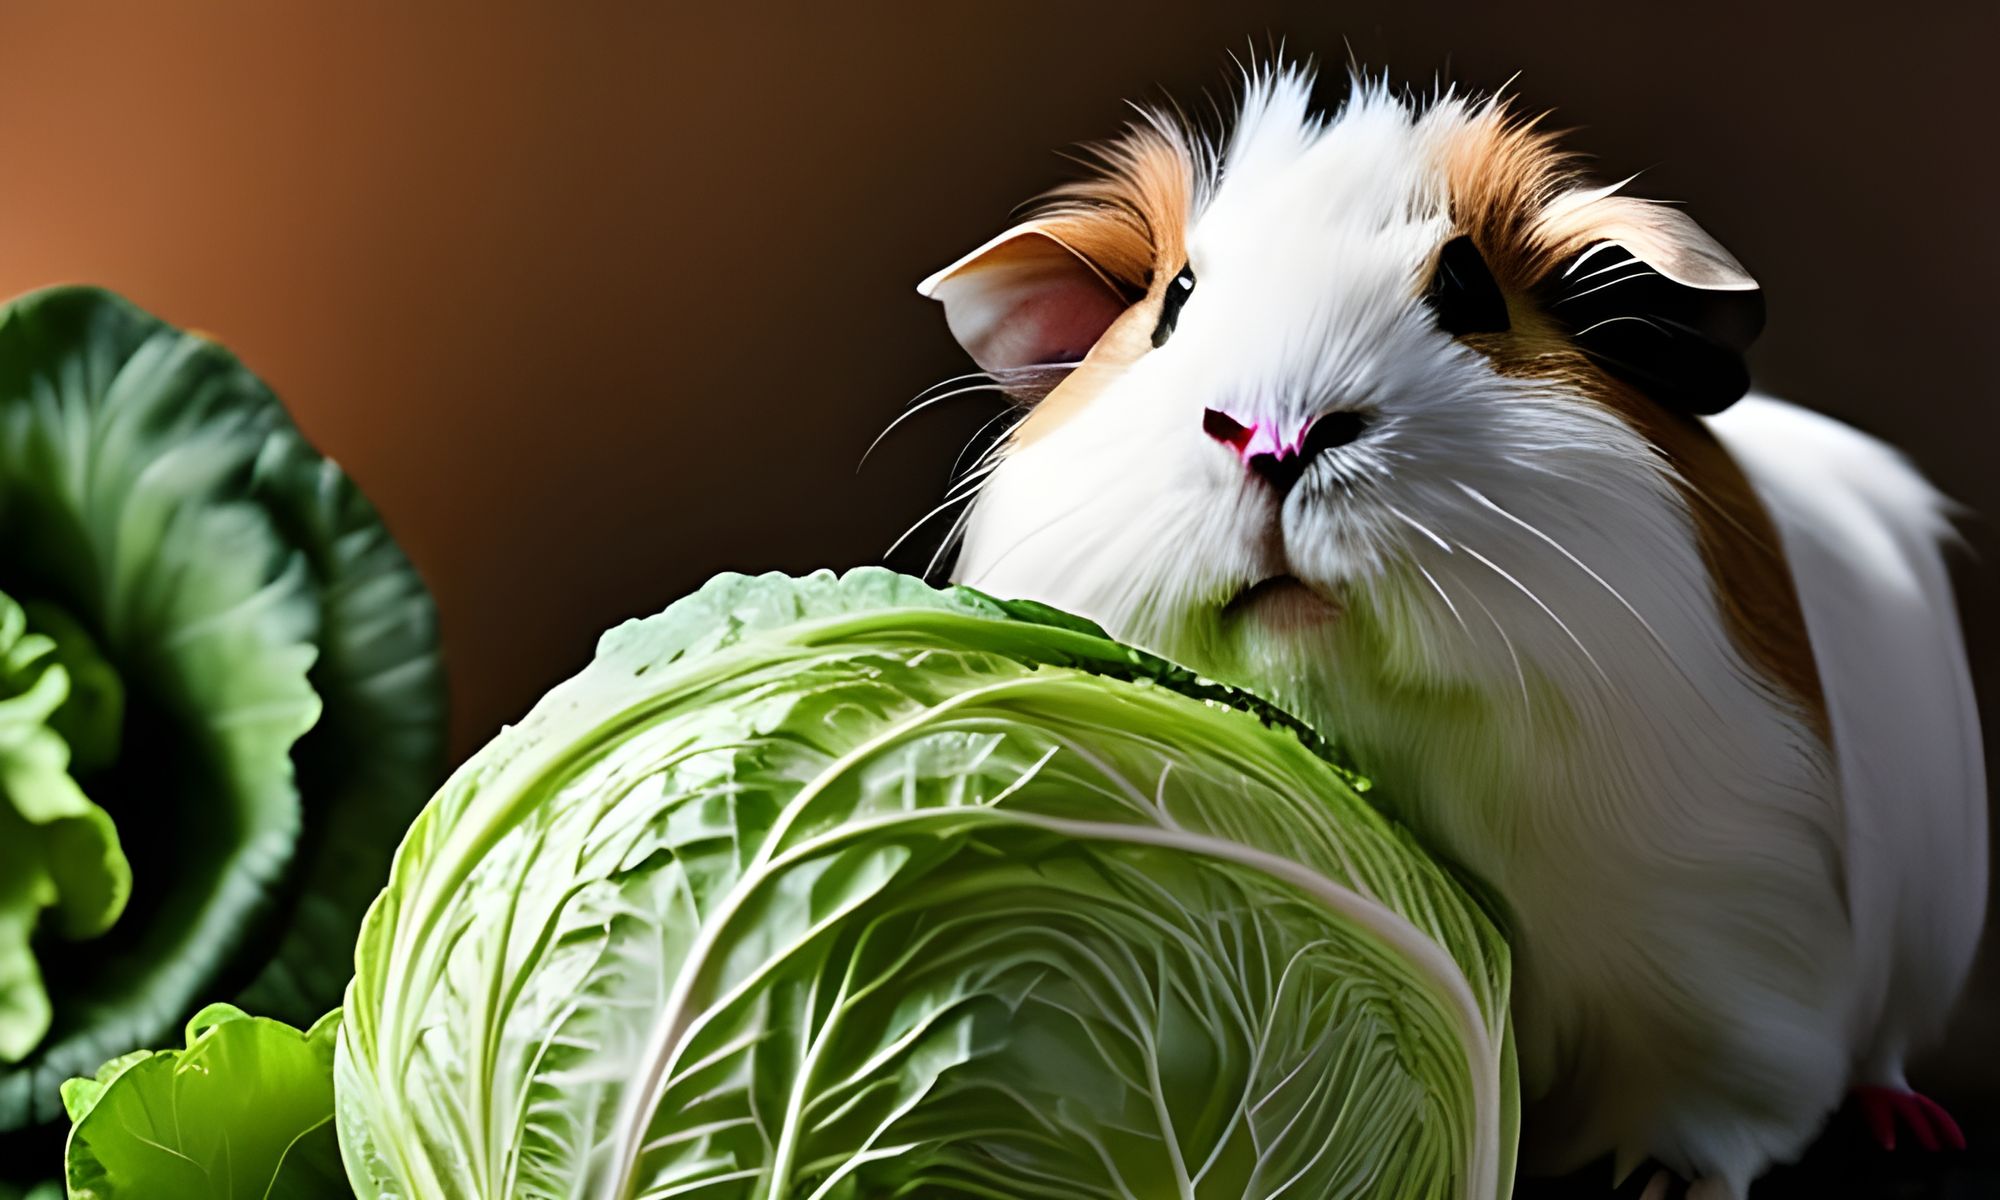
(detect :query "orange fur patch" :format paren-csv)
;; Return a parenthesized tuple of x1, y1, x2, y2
(1439, 106, 1585, 292)
(1614, 392, 1833, 745)
(1012, 122, 1198, 447)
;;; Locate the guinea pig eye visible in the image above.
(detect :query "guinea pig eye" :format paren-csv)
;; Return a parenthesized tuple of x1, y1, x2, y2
(1425, 235, 1510, 336)
(1151, 262, 1196, 348)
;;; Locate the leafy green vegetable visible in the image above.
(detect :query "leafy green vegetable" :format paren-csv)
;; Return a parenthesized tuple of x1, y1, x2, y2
(0, 595, 130, 1064)
(62, 1004, 347, 1199)
(338, 569, 1515, 1199)
(0, 287, 446, 1164)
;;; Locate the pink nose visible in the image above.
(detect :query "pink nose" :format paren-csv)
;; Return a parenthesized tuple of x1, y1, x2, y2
(1202, 408, 1307, 464)
(1204, 406, 1372, 494)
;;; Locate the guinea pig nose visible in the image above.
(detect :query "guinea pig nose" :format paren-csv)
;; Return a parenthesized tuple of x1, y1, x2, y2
(1203, 408, 1370, 493)
(1300, 410, 1369, 459)
(1201, 408, 1256, 454)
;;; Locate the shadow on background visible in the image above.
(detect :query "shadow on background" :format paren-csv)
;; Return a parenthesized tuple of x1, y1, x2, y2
(2, 1, 1993, 1185)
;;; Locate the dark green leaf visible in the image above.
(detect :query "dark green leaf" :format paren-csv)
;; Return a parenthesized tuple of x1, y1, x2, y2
(0, 288, 443, 1143)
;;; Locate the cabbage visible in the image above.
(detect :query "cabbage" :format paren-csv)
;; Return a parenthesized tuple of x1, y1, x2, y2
(337, 569, 1515, 1199)
(0, 288, 446, 1169)
(60, 1004, 344, 1199)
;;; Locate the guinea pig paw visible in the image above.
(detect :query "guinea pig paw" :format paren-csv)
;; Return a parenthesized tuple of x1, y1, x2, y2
(1850, 1084, 1967, 1152)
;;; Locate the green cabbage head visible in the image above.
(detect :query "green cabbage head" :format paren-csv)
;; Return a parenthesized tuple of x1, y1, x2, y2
(337, 569, 1516, 1200)
(0, 287, 446, 1163)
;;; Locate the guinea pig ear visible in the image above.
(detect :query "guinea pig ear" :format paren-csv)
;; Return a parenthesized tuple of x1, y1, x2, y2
(917, 223, 1136, 376)
(1543, 201, 1765, 416)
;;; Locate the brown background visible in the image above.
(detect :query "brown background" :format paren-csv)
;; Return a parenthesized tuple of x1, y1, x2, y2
(2, 1, 1993, 1109)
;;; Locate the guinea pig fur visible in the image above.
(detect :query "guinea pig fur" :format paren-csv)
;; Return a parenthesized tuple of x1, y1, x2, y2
(919, 64, 1987, 1199)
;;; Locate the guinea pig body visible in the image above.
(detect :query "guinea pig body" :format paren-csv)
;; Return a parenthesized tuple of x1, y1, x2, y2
(921, 68, 1985, 1198)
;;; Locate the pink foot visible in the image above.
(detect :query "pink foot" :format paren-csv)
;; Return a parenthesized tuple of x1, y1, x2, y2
(1851, 1085, 1966, 1151)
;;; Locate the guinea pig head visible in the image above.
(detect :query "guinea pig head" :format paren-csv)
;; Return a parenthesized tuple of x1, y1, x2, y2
(921, 69, 1781, 734)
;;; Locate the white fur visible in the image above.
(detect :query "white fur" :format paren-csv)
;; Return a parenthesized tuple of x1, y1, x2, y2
(945, 72, 1984, 1196)
(1709, 398, 1987, 1083)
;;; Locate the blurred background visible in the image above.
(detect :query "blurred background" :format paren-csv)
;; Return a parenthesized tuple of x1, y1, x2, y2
(2, 2, 1992, 1191)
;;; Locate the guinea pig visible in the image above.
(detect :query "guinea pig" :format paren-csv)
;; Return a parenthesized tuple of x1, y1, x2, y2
(916, 64, 1986, 1198)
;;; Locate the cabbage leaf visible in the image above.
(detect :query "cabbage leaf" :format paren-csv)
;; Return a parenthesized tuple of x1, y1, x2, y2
(0, 596, 129, 1065)
(337, 569, 1515, 1199)
(61, 1004, 346, 1199)
(0, 287, 446, 1168)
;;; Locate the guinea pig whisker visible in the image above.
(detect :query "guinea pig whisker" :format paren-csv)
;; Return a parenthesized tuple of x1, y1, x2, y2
(1570, 314, 1673, 340)
(1559, 256, 1657, 294)
(857, 379, 1009, 472)
(1565, 254, 1647, 286)
(950, 410, 1026, 480)
(1411, 560, 1469, 635)
(913, 455, 1019, 582)
(924, 502, 979, 582)
(1558, 270, 1656, 306)
(895, 372, 1000, 426)
(898, 421, 1035, 583)
(941, 461, 1003, 503)
(1452, 482, 1670, 657)
(1382, 502, 1453, 555)
(1452, 538, 1612, 687)
(905, 370, 996, 406)
(1461, 583, 1532, 715)
(1674, 475, 1786, 560)
(957, 500, 1103, 590)
(884, 490, 981, 563)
